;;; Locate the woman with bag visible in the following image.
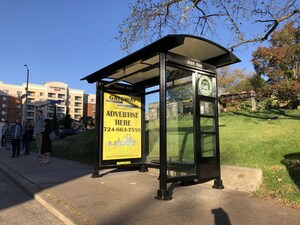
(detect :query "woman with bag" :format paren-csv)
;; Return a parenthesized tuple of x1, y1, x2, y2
(40, 119, 52, 164)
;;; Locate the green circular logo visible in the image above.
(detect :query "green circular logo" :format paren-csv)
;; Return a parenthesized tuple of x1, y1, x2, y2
(199, 76, 212, 96)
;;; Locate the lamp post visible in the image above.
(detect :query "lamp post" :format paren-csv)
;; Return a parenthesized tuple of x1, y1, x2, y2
(24, 64, 29, 124)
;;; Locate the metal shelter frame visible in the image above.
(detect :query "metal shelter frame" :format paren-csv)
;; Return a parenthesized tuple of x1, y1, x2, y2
(81, 34, 240, 200)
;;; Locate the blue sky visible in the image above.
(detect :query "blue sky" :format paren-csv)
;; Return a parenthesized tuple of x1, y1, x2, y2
(0, 1, 259, 94)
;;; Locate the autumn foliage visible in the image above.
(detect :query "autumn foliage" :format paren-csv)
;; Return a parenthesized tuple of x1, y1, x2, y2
(252, 22, 300, 108)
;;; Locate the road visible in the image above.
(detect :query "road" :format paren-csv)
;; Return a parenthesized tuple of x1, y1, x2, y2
(0, 169, 63, 225)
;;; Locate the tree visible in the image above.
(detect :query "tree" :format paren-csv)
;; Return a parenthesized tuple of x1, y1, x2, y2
(217, 67, 248, 94)
(63, 107, 72, 129)
(79, 116, 95, 128)
(217, 67, 265, 95)
(167, 68, 193, 102)
(51, 104, 58, 130)
(252, 22, 300, 108)
(115, 0, 299, 51)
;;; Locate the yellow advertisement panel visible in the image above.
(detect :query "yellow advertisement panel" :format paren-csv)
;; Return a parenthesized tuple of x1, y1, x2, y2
(102, 93, 141, 160)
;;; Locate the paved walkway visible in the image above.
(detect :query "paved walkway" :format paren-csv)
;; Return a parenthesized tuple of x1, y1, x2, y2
(0, 149, 299, 225)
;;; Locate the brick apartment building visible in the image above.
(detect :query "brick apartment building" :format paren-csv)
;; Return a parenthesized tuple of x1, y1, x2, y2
(0, 81, 96, 126)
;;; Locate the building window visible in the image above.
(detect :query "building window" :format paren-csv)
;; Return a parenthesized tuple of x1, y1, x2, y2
(75, 96, 82, 101)
(75, 102, 82, 107)
(28, 98, 35, 103)
(57, 107, 64, 113)
(16, 104, 21, 109)
(3, 89, 9, 94)
(27, 112, 34, 117)
(74, 115, 81, 120)
(27, 105, 35, 110)
(2, 96, 8, 101)
(1, 111, 7, 115)
(28, 91, 35, 97)
(48, 106, 54, 111)
(91, 98, 95, 102)
(75, 109, 81, 113)
(58, 94, 65, 99)
(40, 92, 45, 96)
(48, 93, 56, 98)
(2, 104, 7, 108)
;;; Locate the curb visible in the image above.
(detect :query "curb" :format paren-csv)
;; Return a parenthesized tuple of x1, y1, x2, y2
(149, 165, 263, 192)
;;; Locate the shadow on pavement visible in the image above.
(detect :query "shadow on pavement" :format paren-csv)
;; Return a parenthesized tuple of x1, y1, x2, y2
(212, 207, 231, 225)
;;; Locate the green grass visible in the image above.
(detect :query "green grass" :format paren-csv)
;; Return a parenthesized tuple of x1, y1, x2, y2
(39, 109, 300, 208)
(219, 110, 300, 207)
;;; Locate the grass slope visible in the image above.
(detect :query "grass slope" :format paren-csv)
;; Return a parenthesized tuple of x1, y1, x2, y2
(219, 110, 300, 207)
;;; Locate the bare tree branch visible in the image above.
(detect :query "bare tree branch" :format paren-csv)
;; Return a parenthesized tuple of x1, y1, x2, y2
(115, 0, 300, 52)
(230, 7, 300, 50)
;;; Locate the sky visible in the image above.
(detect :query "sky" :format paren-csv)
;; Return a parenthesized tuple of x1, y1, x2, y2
(0, 1, 260, 94)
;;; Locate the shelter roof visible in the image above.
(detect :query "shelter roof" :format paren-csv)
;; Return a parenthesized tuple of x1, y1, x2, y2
(81, 34, 240, 86)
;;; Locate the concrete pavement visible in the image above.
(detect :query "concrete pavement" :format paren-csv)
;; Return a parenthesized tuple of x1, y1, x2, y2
(0, 149, 299, 225)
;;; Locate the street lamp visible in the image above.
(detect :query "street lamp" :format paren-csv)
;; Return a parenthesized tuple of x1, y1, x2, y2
(24, 64, 29, 123)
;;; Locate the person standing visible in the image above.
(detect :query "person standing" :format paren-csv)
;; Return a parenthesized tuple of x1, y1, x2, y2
(4, 123, 12, 150)
(11, 118, 24, 157)
(1, 121, 9, 149)
(23, 120, 34, 155)
(34, 110, 44, 157)
(40, 119, 52, 164)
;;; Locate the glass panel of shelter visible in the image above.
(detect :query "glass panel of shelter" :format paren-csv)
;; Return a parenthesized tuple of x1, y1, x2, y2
(144, 66, 197, 178)
(144, 64, 219, 180)
(197, 75, 217, 158)
(165, 66, 196, 178)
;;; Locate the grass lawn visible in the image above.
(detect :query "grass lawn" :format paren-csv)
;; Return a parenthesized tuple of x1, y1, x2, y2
(219, 109, 300, 208)
(42, 109, 300, 208)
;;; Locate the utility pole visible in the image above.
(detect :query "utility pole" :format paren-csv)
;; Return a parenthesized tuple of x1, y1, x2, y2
(24, 64, 29, 124)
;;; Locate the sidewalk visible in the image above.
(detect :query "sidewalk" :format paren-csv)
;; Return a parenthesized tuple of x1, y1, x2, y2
(0, 149, 300, 225)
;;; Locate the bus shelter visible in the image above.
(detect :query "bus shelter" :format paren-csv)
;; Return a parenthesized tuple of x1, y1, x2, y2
(81, 35, 240, 200)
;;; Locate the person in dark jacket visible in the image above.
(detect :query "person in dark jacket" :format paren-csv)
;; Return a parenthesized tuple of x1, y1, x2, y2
(40, 119, 52, 164)
(22, 120, 34, 155)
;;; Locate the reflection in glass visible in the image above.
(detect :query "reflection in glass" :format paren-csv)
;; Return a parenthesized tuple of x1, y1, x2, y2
(200, 118, 215, 132)
(200, 101, 215, 116)
(201, 134, 216, 157)
(145, 92, 160, 163)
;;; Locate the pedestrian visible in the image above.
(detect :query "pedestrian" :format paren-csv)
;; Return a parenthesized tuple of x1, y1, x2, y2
(1, 121, 9, 149)
(40, 119, 52, 164)
(4, 123, 12, 150)
(22, 120, 34, 155)
(34, 109, 44, 157)
(11, 118, 24, 157)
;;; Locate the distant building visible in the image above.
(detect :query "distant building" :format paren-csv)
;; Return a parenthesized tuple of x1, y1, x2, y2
(0, 81, 95, 125)
(146, 100, 191, 120)
(219, 91, 258, 112)
(0, 82, 23, 122)
(83, 93, 96, 122)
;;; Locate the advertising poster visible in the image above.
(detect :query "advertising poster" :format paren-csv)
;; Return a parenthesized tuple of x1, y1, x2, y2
(102, 93, 141, 160)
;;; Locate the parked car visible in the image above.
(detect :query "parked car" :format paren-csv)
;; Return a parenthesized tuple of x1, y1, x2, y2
(57, 129, 80, 138)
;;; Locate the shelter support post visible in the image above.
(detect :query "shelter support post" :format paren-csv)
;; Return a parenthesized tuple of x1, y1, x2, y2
(212, 78, 224, 189)
(92, 82, 102, 178)
(156, 52, 172, 200)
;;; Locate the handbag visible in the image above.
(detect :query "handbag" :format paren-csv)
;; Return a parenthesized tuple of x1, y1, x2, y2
(49, 131, 57, 141)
